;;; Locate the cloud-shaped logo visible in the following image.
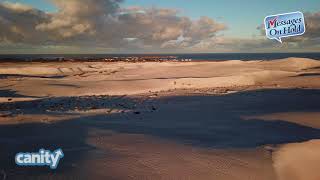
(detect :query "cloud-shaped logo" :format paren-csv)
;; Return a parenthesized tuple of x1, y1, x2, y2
(264, 12, 306, 43)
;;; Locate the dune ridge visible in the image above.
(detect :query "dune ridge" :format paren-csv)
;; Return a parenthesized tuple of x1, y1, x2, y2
(0, 57, 320, 179)
(0, 57, 320, 97)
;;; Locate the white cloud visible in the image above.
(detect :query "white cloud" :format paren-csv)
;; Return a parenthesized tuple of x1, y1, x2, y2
(0, 0, 318, 53)
(0, 0, 226, 51)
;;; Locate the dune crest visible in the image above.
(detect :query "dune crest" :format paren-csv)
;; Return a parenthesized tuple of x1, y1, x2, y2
(1, 57, 320, 97)
(273, 140, 320, 180)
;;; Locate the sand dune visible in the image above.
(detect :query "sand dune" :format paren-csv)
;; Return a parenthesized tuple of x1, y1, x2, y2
(0, 58, 320, 97)
(0, 58, 320, 179)
(273, 140, 320, 180)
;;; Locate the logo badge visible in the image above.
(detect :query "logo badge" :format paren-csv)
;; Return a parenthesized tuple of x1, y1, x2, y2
(15, 148, 64, 169)
(264, 11, 306, 43)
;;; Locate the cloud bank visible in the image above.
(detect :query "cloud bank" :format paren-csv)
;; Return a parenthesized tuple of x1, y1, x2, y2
(0, 0, 227, 52)
(0, 0, 319, 53)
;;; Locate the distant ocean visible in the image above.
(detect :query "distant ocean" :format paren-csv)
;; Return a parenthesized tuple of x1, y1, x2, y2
(0, 53, 320, 61)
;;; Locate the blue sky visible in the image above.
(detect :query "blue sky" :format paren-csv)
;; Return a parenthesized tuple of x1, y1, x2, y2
(5, 0, 320, 38)
(0, 0, 319, 53)
(124, 0, 320, 38)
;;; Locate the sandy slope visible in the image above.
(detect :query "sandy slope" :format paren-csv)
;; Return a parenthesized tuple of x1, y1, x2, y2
(273, 140, 320, 180)
(0, 57, 320, 97)
(0, 58, 320, 179)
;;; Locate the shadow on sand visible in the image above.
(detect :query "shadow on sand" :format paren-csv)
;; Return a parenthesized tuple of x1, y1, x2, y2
(0, 74, 66, 79)
(0, 88, 320, 179)
(0, 89, 39, 98)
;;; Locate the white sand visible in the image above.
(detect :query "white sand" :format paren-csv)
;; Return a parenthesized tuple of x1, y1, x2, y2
(0, 58, 320, 97)
(0, 57, 320, 179)
(273, 140, 320, 180)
